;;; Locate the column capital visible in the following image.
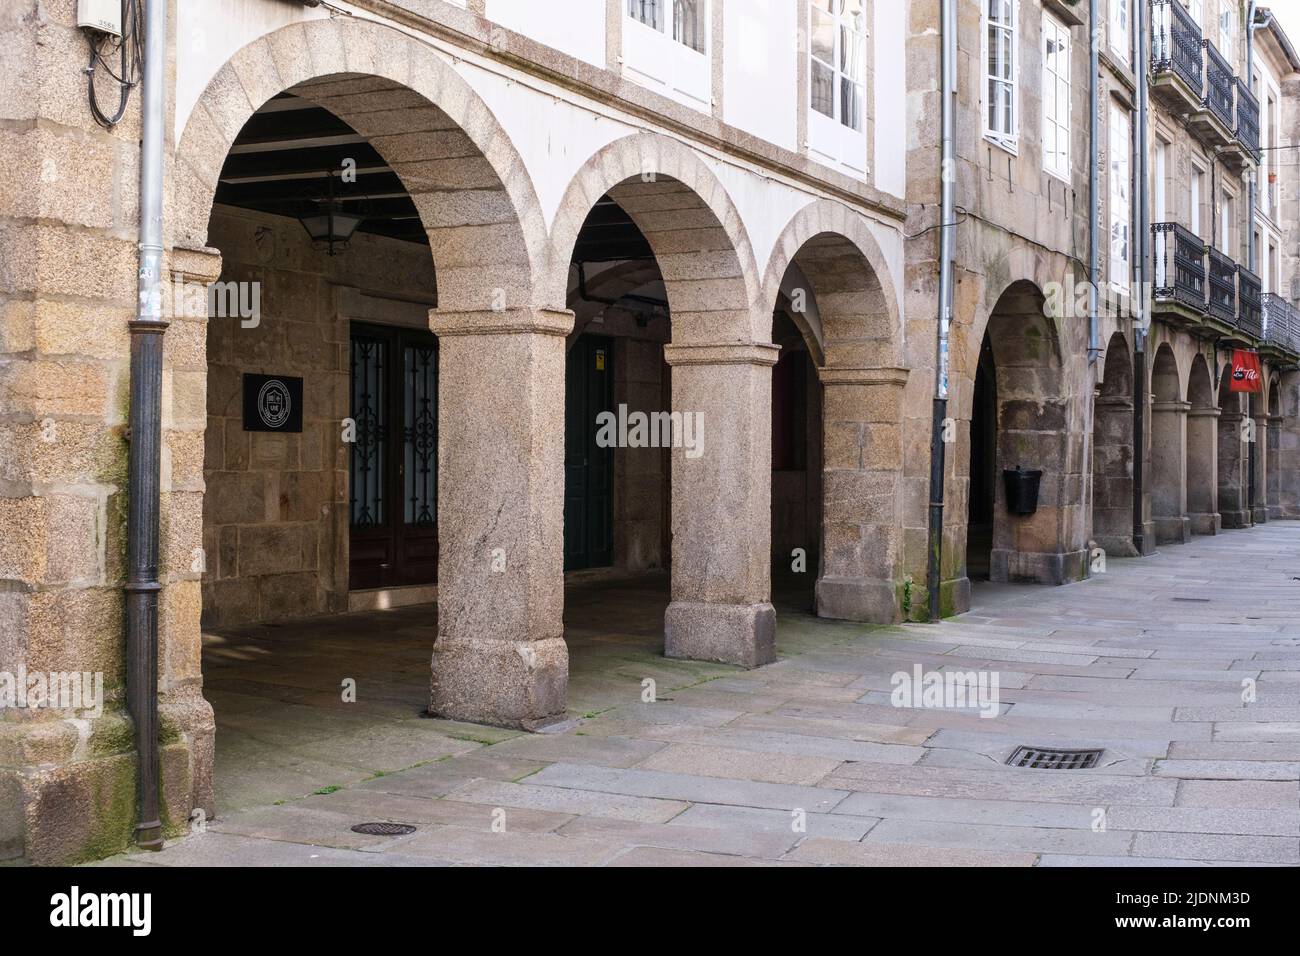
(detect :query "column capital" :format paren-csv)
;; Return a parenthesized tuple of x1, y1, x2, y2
(1187, 405, 1221, 418)
(662, 342, 780, 367)
(816, 365, 910, 386)
(429, 307, 574, 338)
(169, 245, 223, 284)
(1152, 400, 1192, 413)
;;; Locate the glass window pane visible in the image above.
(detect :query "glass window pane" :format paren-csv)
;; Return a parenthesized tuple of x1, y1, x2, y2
(840, 26, 863, 80)
(628, 0, 663, 31)
(840, 79, 863, 130)
(673, 0, 705, 52)
(811, 8, 835, 65)
(403, 343, 437, 527)
(843, 0, 864, 31)
(811, 60, 835, 118)
(350, 336, 386, 528)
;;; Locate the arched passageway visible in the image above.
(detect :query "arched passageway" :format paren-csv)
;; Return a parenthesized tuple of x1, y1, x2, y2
(1249, 389, 1268, 525)
(1091, 333, 1136, 556)
(965, 281, 1083, 584)
(1186, 354, 1219, 535)
(760, 218, 906, 623)
(1218, 364, 1251, 528)
(1150, 344, 1189, 545)
(549, 134, 776, 667)
(1267, 378, 1283, 518)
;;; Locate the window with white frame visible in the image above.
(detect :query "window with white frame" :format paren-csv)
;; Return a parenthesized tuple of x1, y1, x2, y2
(1220, 191, 1233, 255)
(1186, 0, 1203, 27)
(1109, 104, 1131, 293)
(1110, 0, 1130, 63)
(1219, 4, 1235, 59)
(807, 0, 867, 176)
(1042, 13, 1071, 178)
(627, 0, 706, 52)
(984, 0, 1018, 149)
(623, 0, 710, 110)
(1191, 164, 1204, 238)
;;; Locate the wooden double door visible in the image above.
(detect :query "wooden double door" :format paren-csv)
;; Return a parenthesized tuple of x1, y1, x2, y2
(564, 335, 614, 571)
(348, 322, 439, 589)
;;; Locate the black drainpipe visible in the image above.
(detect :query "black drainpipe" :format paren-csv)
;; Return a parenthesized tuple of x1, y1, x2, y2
(926, 0, 957, 622)
(125, 0, 168, 850)
(1132, 0, 1150, 555)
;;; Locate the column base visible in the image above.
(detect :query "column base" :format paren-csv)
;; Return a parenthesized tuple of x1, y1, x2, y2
(1132, 520, 1158, 555)
(938, 575, 971, 618)
(1189, 512, 1221, 535)
(2, 697, 213, 865)
(430, 636, 569, 730)
(664, 601, 776, 668)
(1091, 534, 1140, 558)
(990, 548, 1088, 585)
(815, 576, 901, 624)
(1220, 509, 1251, 529)
(1252, 506, 1269, 525)
(1154, 515, 1191, 546)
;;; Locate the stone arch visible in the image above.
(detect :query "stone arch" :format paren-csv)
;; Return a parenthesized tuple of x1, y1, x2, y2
(963, 278, 1082, 585)
(1267, 375, 1283, 518)
(1185, 353, 1219, 535)
(1092, 331, 1135, 555)
(546, 133, 777, 667)
(173, 16, 546, 312)
(756, 202, 908, 623)
(545, 132, 762, 342)
(1150, 344, 1189, 545)
(760, 199, 904, 369)
(174, 17, 579, 733)
(1217, 363, 1250, 528)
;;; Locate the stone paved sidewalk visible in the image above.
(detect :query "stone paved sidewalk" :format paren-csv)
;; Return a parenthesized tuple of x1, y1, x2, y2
(106, 526, 1300, 866)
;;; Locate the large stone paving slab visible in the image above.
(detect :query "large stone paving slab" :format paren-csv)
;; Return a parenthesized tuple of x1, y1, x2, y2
(107, 525, 1300, 866)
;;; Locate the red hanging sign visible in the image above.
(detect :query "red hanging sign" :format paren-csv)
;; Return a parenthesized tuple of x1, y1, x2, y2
(1230, 349, 1262, 393)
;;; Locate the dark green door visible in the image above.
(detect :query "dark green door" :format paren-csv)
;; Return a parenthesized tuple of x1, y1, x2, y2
(564, 335, 614, 571)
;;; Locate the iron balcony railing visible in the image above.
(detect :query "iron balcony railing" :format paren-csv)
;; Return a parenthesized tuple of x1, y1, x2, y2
(1237, 266, 1263, 339)
(1235, 78, 1261, 159)
(1151, 0, 1204, 97)
(1152, 222, 1207, 311)
(1207, 246, 1237, 325)
(1263, 293, 1300, 355)
(1202, 40, 1234, 130)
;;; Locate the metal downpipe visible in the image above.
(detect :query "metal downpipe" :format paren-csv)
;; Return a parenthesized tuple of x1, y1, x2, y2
(1132, 0, 1151, 553)
(125, 0, 169, 851)
(926, 0, 958, 622)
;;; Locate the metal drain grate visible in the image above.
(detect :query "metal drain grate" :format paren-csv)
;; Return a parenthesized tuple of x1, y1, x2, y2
(351, 822, 417, 836)
(1006, 746, 1102, 770)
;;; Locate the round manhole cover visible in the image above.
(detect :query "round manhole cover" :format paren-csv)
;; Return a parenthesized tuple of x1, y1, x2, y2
(351, 822, 417, 836)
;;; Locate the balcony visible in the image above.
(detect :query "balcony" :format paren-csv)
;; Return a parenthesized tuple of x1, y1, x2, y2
(1188, 39, 1236, 148)
(1263, 293, 1300, 358)
(1237, 266, 1263, 340)
(1150, 0, 1204, 112)
(1206, 247, 1237, 327)
(1225, 79, 1262, 172)
(1152, 222, 1207, 324)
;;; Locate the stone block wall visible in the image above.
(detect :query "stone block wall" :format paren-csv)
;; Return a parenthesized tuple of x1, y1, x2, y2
(201, 206, 436, 628)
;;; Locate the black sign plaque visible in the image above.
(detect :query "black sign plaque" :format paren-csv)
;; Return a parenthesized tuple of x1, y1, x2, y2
(242, 374, 303, 432)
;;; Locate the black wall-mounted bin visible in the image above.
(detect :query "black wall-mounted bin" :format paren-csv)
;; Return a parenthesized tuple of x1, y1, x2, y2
(1003, 466, 1043, 516)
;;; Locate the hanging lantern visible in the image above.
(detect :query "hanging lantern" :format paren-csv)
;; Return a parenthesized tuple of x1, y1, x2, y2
(297, 172, 366, 256)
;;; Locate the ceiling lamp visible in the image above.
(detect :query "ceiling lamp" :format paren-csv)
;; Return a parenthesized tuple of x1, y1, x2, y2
(297, 172, 365, 256)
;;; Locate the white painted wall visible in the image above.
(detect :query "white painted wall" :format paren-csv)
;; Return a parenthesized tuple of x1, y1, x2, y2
(174, 0, 906, 317)
(485, 0, 606, 68)
(873, 0, 907, 198)
(175, 0, 322, 141)
(722, 0, 797, 151)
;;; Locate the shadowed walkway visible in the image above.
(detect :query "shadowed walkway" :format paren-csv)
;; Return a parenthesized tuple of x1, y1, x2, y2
(106, 527, 1300, 866)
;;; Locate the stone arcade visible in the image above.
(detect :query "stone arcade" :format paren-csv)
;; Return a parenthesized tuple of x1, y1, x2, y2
(1, 0, 1298, 865)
